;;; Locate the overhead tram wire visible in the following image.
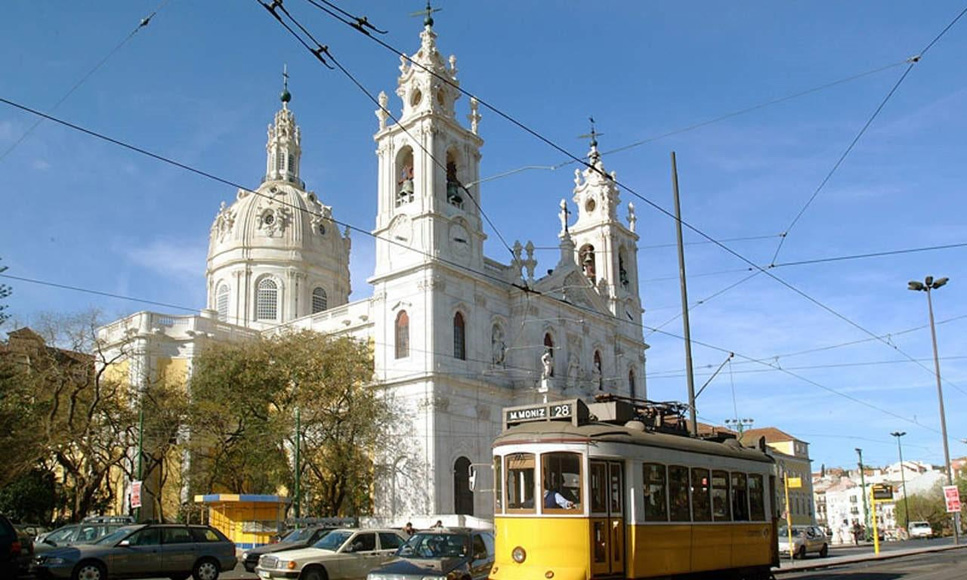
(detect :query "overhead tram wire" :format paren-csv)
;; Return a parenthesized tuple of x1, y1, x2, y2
(0, 47, 949, 439)
(297, 1, 965, 398)
(256, 0, 526, 276)
(0, 95, 533, 300)
(0, 0, 171, 163)
(769, 4, 967, 265)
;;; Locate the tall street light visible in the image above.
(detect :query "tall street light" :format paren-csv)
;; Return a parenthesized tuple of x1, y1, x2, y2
(890, 431, 910, 532)
(908, 275, 959, 544)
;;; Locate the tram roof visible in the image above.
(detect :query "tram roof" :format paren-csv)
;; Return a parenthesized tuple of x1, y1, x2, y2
(496, 399, 774, 464)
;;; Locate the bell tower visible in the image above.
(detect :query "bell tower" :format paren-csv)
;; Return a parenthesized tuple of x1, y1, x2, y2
(264, 66, 303, 187)
(568, 126, 641, 318)
(371, 10, 485, 279)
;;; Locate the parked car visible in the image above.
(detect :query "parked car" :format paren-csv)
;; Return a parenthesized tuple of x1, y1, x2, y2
(32, 523, 237, 580)
(367, 528, 495, 580)
(2, 513, 34, 578)
(241, 526, 335, 572)
(34, 522, 128, 556)
(778, 525, 829, 559)
(909, 521, 933, 539)
(256, 528, 407, 580)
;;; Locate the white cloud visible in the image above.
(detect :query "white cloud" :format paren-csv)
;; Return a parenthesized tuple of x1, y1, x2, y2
(122, 238, 207, 280)
(32, 159, 50, 171)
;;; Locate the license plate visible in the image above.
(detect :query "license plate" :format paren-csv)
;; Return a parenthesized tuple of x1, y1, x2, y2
(259, 571, 271, 579)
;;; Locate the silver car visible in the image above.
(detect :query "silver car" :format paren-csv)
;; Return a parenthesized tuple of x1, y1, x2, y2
(778, 525, 829, 559)
(33, 523, 237, 580)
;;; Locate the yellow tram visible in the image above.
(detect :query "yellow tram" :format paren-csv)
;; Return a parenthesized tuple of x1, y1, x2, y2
(489, 398, 779, 580)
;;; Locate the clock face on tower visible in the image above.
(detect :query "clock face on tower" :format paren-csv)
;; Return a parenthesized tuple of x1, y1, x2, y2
(449, 222, 470, 257)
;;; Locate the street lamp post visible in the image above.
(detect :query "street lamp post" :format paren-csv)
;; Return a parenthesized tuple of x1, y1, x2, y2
(908, 275, 959, 545)
(856, 448, 870, 532)
(890, 431, 910, 532)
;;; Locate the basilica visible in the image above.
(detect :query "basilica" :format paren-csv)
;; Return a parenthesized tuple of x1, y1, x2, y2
(98, 17, 648, 523)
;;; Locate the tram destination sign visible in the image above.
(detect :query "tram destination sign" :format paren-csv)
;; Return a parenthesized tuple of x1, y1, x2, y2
(503, 399, 589, 430)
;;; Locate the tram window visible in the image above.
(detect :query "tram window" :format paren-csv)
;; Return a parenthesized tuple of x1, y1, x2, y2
(691, 468, 712, 522)
(749, 474, 766, 521)
(506, 453, 536, 512)
(609, 463, 622, 514)
(590, 462, 608, 513)
(642, 463, 668, 522)
(668, 465, 690, 522)
(494, 456, 503, 513)
(711, 470, 730, 521)
(731, 472, 750, 521)
(542, 452, 582, 512)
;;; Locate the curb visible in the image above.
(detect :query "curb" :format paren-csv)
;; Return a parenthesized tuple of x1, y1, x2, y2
(773, 543, 967, 574)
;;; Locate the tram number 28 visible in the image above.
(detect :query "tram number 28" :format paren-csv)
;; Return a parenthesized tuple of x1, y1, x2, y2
(550, 404, 571, 417)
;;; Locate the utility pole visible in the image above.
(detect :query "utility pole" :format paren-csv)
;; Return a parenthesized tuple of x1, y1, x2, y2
(294, 406, 301, 520)
(856, 448, 870, 533)
(891, 431, 911, 531)
(671, 151, 697, 436)
(135, 407, 144, 522)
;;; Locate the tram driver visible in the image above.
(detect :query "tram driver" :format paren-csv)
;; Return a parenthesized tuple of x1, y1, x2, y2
(543, 481, 576, 509)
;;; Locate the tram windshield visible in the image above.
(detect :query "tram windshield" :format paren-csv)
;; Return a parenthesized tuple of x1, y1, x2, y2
(542, 452, 582, 511)
(506, 453, 536, 511)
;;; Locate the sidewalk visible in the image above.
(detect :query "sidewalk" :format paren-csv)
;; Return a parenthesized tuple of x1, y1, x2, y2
(774, 542, 967, 574)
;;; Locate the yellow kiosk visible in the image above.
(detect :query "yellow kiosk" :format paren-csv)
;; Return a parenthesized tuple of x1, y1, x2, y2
(194, 494, 290, 549)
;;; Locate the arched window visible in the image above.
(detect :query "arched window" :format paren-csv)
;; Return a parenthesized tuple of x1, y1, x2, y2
(593, 350, 603, 390)
(453, 312, 466, 361)
(396, 147, 415, 206)
(446, 150, 463, 208)
(312, 287, 328, 314)
(256, 278, 279, 321)
(543, 333, 554, 376)
(579, 244, 596, 283)
(454, 457, 474, 516)
(629, 368, 637, 399)
(395, 311, 409, 359)
(216, 284, 229, 321)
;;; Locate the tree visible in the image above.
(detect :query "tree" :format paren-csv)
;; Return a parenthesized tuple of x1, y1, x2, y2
(187, 330, 388, 517)
(0, 311, 137, 520)
(0, 258, 10, 327)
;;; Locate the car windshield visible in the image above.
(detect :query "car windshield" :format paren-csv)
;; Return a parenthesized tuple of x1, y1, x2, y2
(777, 527, 803, 538)
(313, 530, 352, 551)
(94, 527, 137, 545)
(281, 528, 315, 543)
(397, 533, 469, 559)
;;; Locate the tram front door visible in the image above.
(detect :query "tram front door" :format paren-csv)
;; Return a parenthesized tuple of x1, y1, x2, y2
(589, 460, 624, 577)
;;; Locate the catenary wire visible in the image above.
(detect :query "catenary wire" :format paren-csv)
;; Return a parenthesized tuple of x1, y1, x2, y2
(770, 5, 967, 264)
(0, 0, 171, 163)
(257, 0, 525, 274)
(294, 0, 965, 407)
(0, 28, 953, 440)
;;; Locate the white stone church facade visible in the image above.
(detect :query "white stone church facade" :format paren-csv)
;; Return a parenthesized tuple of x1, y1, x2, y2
(99, 21, 649, 523)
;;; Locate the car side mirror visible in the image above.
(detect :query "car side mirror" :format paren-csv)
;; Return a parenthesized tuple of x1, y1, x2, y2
(119, 540, 131, 547)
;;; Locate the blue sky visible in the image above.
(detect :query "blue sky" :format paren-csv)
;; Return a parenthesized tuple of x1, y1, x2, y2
(2, 1, 966, 472)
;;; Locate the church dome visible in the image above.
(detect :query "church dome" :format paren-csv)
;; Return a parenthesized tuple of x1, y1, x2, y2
(205, 84, 351, 329)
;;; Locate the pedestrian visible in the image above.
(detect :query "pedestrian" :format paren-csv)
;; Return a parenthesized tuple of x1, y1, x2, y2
(433, 519, 443, 529)
(403, 522, 415, 537)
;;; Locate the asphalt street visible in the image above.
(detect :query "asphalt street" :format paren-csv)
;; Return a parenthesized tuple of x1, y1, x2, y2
(778, 546, 967, 579)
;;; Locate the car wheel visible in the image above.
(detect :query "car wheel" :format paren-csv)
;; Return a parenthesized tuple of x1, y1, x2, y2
(301, 565, 327, 580)
(796, 545, 806, 560)
(192, 558, 220, 580)
(819, 543, 829, 558)
(73, 561, 106, 580)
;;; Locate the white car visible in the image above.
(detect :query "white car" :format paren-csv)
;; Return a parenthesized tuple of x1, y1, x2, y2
(777, 525, 829, 559)
(256, 528, 407, 580)
(909, 521, 933, 539)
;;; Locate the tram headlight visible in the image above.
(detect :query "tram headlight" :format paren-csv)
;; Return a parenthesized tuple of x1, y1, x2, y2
(512, 546, 526, 563)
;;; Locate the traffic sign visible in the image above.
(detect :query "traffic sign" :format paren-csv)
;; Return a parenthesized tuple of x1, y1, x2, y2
(943, 485, 961, 513)
(872, 483, 894, 500)
(131, 480, 143, 509)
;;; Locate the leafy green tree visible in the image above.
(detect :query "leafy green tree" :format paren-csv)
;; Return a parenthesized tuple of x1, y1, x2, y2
(187, 330, 388, 517)
(0, 469, 57, 523)
(0, 311, 136, 520)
